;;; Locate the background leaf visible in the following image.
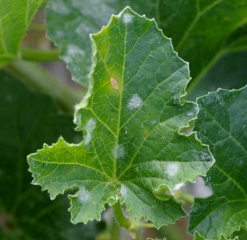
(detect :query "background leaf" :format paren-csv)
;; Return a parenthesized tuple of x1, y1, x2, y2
(157, 0, 247, 98)
(29, 7, 214, 228)
(189, 86, 247, 239)
(46, 0, 247, 94)
(45, 0, 156, 87)
(0, 70, 104, 239)
(0, 0, 44, 66)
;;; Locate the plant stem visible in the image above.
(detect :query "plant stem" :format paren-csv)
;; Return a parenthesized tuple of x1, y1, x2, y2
(20, 48, 60, 62)
(4, 60, 86, 113)
(112, 201, 131, 230)
(135, 228, 142, 240)
(138, 223, 154, 228)
(110, 220, 121, 240)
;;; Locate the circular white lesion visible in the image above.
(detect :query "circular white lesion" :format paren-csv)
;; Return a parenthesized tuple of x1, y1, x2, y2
(122, 13, 134, 24)
(166, 162, 179, 178)
(128, 94, 142, 110)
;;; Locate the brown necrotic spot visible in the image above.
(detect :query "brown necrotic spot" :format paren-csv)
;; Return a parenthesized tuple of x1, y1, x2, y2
(111, 77, 119, 89)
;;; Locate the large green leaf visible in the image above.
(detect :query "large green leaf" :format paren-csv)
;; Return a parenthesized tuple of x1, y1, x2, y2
(29, 8, 214, 227)
(0, 70, 103, 239)
(46, 0, 156, 87)
(189, 86, 247, 239)
(0, 0, 44, 66)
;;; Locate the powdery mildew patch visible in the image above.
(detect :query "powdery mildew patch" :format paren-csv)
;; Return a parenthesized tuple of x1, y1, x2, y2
(84, 118, 96, 146)
(67, 44, 85, 56)
(166, 162, 179, 178)
(117, 145, 125, 159)
(112, 145, 125, 159)
(120, 184, 127, 197)
(122, 13, 134, 24)
(49, 1, 70, 15)
(173, 183, 184, 191)
(78, 187, 90, 203)
(128, 94, 142, 110)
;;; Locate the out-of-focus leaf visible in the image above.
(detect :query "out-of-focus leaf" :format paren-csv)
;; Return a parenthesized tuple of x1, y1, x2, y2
(29, 8, 214, 228)
(187, 50, 247, 100)
(186, 23, 247, 99)
(157, 1, 247, 98)
(45, 0, 156, 87)
(232, 229, 247, 240)
(46, 0, 247, 94)
(189, 86, 247, 239)
(0, 70, 103, 239)
(0, 0, 44, 66)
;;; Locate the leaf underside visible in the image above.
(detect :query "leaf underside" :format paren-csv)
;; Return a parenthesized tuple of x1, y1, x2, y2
(189, 86, 247, 239)
(28, 7, 214, 228)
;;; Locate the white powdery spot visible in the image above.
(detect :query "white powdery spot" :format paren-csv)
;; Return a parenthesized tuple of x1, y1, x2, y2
(151, 119, 158, 125)
(55, 30, 65, 38)
(122, 13, 134, 24)
(120, 185, 127, 197)
(78, 187, 89, 203)
(173, 183, 184, 191)
(75, 23, 92, 36)
(117, 145, 125, 159)
(216, 94, 225, 107)
(186, 112, 193, 117)
(128, 94, 142, 110)
(84, 118, 96, 146)
(67, 44, 85, 56)
(49, 1, 70, 15)
(63, 45, 85, 64)
(112, 145, 125, 159)
(166, 162, 179, 178)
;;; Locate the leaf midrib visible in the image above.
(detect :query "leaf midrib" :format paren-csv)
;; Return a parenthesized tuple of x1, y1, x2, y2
(114, 16, 127, 180)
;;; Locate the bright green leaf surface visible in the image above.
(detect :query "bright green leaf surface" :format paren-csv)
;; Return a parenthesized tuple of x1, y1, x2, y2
(46, 0, 156, 87)
(0, 71, 104, 239)
(0, 0, 44, 66)
(189, 86, 247, 239)
(29, 8, 214, 227)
